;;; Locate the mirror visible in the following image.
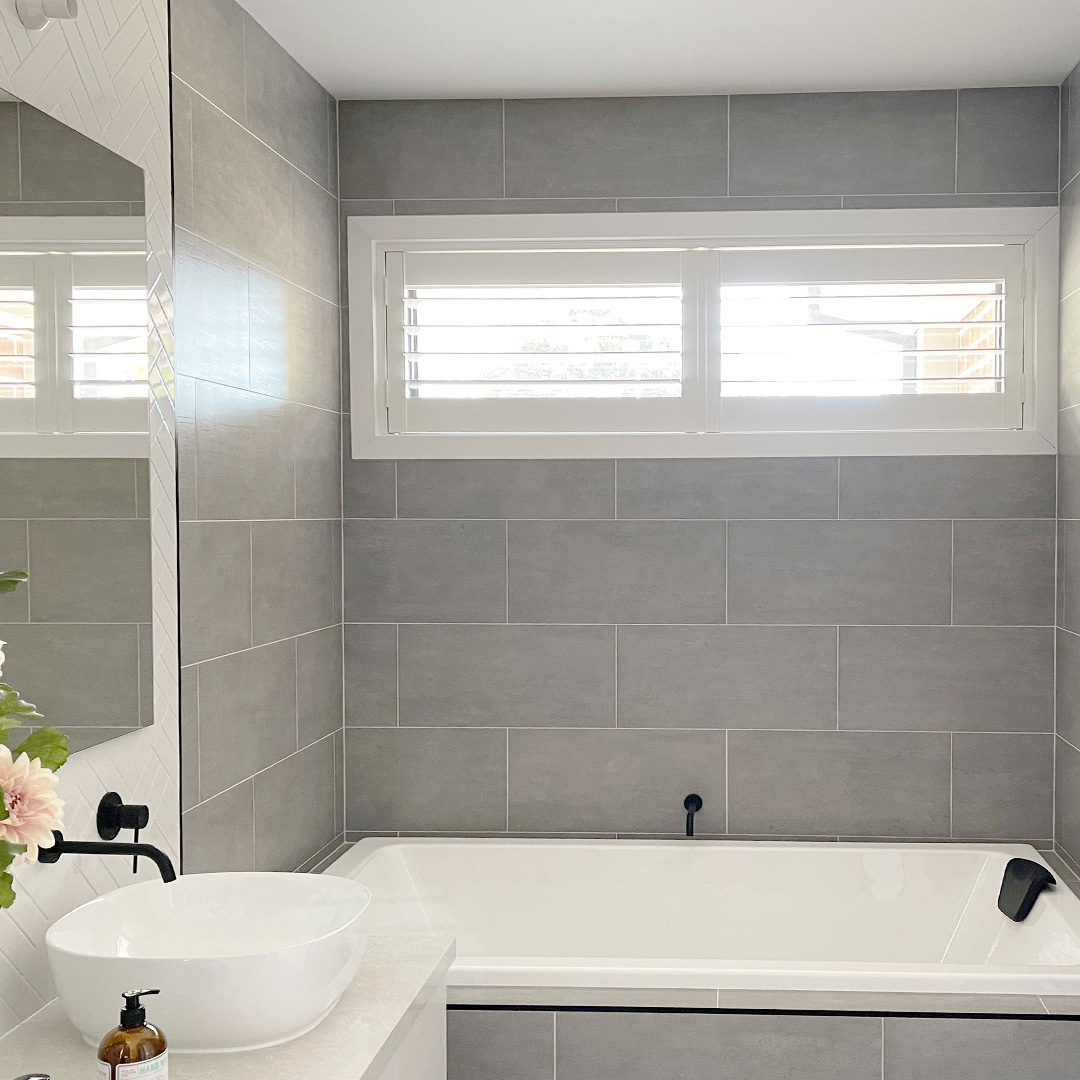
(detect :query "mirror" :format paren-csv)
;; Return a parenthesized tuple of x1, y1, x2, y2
(0, 91, 152, 752)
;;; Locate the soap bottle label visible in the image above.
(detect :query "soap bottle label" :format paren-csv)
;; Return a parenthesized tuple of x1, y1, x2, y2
(98, 1052, 169, 1079)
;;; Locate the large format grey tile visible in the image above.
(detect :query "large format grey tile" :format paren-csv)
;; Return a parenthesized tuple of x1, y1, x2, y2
(883, 1017, 1080, 1080)
(957, 87, 1059, 194)
(399, 624, 615, 727)
(172, 75, 194, 230)
(344, 520, 507, 623)
(194, 381, 294, 520)
(254, 736, 338, 871)
(394, 197, 617, 214)
(0, 520, 27, 623)
(296, 625, 343, 747)
(839, 456, 1056, 518)
(170, 0, 245, 119)
(448, 1010, 553, 1080)
(243, 13, 332, 189)
(196, 640, 297, 798)
(173, 230, 250, 389)
(1058, 629, 1080, 749)
(842, 192, 1057, 208)
(617, 195, 843, 212)
(951, 733, 1054, 839)
(1063, 175, 1080, 300)
(292, 168, 339, 302)
(397, 460, 615, 519)
(727, 520, 952, 625)
(18, 104, 143, 203)
(557, 1010, 881, 1080)
(0, 104, 18, 200)
(727, 730, 951, 836)
(180, 665, 199, 812)
(182, 781, 255, 874)
(508, 520, 725, 623)
(251, 519, 340, 644)
(179, 520, 251, 664)
(1064, 64, 1080, 190)
(504, 96, 726, 198)
(190, 94, 292, 275)
(138, 622, 152, 727)
(28, 520, 151, 622)
(0, 459, 137, 518)
(249, 273, 340, 412)
(507, 729, 725, 833)
(1057, 740, 1080, 862)
(617, 625, 836, 729)
(838, 627, 1054, 733)
(343, 624, 397, 726)
(344, 727, 507, 832)
(616, 457, 837, 519)
(343, 460, 396, 518)
(951, 519, 1055, 625)
(0, 624, 139, 730)
(1059, 520, 1080, 635)
(338, 99, 504, 199)
(292, 404, 341, 520)
(729, 90, 957, 196)
(1062, 289, 1080, 412)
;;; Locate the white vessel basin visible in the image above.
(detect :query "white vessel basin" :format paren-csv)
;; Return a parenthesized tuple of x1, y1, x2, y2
(46, 872, 372, 1052)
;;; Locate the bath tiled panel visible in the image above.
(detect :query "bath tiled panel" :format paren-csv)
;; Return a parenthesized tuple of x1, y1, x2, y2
(175, 0, 343, 878)
(448, 1010, 554, 1080)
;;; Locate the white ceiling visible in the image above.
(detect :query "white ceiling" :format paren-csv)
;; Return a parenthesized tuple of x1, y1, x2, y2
(236, 0, 1080, 100)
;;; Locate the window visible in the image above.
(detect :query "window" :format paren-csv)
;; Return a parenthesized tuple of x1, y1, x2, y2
(0, 218, 148, 455)
(349, 208, 1058, 458)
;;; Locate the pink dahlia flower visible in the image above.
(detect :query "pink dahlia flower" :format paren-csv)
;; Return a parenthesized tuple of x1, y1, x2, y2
(0, 743, 63, 864)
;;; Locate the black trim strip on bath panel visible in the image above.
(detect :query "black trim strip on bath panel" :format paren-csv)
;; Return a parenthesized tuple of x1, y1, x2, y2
(447, 1003, 1080, 1021)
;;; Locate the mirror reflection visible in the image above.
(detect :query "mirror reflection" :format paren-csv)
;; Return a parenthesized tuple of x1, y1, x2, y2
(0, 91, 152, 752)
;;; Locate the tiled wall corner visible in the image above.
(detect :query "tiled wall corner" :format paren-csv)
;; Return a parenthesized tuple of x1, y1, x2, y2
(0, 0, 179, 1036)
(171, 0, 344, 875)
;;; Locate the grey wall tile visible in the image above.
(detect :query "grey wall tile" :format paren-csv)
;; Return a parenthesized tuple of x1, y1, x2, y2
(194, 381, 294, 520)
(345, 727, 507, 832)
(839, 627, 1054, 733)
(182, 781, 255, 874)
(29, 520, 151, 622)
(18, 104, 143, 202)
(243, 13, 332, 189)
(448, 1009, 553, 1080)
(179, 520, 251, 664)
(557, 1010, 881, 1080)
(173, 230, 250, 388)
(729, 91, 956, 196)
(292, 168, 339, 302)
(343, 624, 397, 726)
(172, 78, 194, 231)
(957, 87, 1059, 193)
(190, 94, 293, 275)
(249, 275, 340, 412)
(508, 520, 725, 624)
(952, 519, 1055, 625)
(394, 198, 617, 214)
(196, 639, 297, 798)
(344, 520, 507, 622)
(727, 520, 951, 625)
(616, 457, 837, 519)
(254, 735, 337, 871)
(293, 405, 341, 519)
(1059, 174, 1080, 299)
(883, 1017, 1080, 1080)
(1057, 738, 1080, 863)
(617, 625, 837, 729)
(251, 519, 340, 643)
(135, 461, 150, 521)
(839, 456, 1056, 518)
(504, 96, 726, 198)
(1059, 520, 1080, 635)
(1058, 630, 1080, 749)
(727, 730, 951, 836)
(952, 733, 1054, 839)
(0, 623, 139, 729)
(842, 192, 1057, 208)
(343, 460, 396, 518)
(397, 460, 615, 519)
(617, 195, 843, 212)
(180, 665, 199, 812)
(297, 625, 343, 747)
(0, 103, 19, 200)
(0, 521, 28, 623)
(399, 624, 615, 727)
(1062, 289, 1080, 412)
(338, 100, 504, 199)
(507, 729, 725, 834)
(0, 459, 137, 518)
(1061, 408, 1080, 520)
(1064, 64, 1080, 190)
(170, 0, 245, 119)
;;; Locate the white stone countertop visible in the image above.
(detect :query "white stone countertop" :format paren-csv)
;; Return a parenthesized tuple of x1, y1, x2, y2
(0, 933, 455, 1080)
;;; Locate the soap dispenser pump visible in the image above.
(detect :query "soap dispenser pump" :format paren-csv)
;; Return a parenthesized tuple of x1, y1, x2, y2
(97, 989, 168, 1079)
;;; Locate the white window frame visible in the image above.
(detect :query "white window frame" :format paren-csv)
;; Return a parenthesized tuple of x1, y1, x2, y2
(0, 216, 148, 458)
(348, 207, 1059, 459)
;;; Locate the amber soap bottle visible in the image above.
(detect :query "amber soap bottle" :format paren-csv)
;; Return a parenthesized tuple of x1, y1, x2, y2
(97, 989, 168, 1079)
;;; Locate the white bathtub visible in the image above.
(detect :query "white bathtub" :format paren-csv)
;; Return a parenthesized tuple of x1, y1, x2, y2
(327, 838, 1080, 997)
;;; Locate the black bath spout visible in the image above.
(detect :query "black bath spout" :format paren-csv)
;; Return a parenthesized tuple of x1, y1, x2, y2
(37, 830, 176, 883)
(684, 793, 703, 837)
(997, 857, 1055, 922)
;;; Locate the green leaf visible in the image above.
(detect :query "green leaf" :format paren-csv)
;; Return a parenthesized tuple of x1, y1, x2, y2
(0, 685, 43, 723)
(0, 872, 14, 908)
(13, 726, 68, 772)
(0, 570, 28, 596)
(0, 715, 20, 743)
(0, 784, 6, 822)
(0, 840, 23, 873)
